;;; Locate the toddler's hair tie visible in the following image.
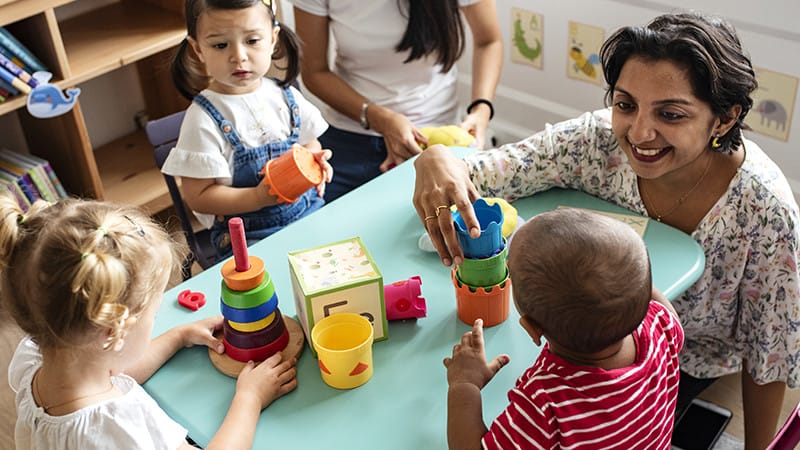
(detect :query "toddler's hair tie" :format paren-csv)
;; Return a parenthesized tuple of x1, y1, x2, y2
(97, 226, 108, 236)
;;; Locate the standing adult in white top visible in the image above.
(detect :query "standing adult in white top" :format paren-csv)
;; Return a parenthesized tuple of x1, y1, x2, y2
(293, 0, 502, 202)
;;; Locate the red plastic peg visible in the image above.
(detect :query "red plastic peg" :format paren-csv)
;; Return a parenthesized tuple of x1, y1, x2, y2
(177, 289, 206, 311)
(228, 217, 250, 272)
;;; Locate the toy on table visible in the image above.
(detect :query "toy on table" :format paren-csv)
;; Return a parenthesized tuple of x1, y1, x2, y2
(261, 144, 323, 203)
(384, 276, 427, 320)
(288, 237, 388, 355)
(450, 199, 511, 327)
(177, 289, 206, 311)
(208, 217, 305, 378)
(311, 313, 374, 390)
(419, 125, 475, 149)
(417, 198, 522, 253)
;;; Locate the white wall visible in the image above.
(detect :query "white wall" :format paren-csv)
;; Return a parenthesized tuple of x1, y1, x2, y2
(455, 0, 800, 191)
(3, 1, 798, 195)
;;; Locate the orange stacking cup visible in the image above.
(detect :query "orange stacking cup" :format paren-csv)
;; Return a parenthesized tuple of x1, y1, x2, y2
(451, 267, 511, 327)
(263, 144, 323, 203)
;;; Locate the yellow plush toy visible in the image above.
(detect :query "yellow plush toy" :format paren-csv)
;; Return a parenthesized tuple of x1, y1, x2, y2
(419, 125, 475, 149)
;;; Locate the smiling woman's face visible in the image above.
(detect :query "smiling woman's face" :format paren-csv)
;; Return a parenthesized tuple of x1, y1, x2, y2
(611, 56, 722, 181)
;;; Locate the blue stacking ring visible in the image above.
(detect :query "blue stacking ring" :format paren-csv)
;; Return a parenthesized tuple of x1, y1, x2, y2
(220, 291, 278, 323)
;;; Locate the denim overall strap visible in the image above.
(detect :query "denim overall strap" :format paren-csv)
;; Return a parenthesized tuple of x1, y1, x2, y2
(281, 86, 301, 143)
(193, 94, 245, 151)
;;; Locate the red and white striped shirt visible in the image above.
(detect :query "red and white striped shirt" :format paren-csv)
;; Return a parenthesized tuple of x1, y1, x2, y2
(482, 301, 684, 450)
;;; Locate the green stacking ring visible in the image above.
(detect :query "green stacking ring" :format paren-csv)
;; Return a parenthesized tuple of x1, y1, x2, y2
(220, 274, 275, 309)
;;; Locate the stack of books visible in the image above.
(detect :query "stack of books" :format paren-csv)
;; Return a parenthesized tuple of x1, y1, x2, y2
(0, 26, 47, 102)
(0, 148, 68, 210)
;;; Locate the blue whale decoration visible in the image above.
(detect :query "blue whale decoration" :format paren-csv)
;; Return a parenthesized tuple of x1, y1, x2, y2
(26, 71, 81, 119)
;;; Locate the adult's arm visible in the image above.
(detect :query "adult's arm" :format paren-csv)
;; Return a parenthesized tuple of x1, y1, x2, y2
(460, 0, 503, 149)
(293, 8, 423, 171)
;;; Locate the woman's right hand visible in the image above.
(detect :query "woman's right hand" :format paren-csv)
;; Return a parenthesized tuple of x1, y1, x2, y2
(412, 145, 481, 266)
(236, 352, 297, 409)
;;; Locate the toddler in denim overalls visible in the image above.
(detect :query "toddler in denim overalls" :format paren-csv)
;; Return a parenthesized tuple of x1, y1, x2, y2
(161, 79, 332, 262)
(195, 87, 324, 260)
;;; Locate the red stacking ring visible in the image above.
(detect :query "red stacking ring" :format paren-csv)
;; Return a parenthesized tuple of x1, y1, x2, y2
(223, 308, 286, 349)
(223, 325, 290, 362)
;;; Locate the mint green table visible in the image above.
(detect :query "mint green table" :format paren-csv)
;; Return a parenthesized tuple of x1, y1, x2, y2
(146, 148, 704, 448)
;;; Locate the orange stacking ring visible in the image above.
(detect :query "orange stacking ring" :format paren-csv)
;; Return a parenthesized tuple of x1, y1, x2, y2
(451, 267, 511, 327)
(263, 144, 323, 204)
(221, 255, 265, 291)
(228, 311, 276, 332)
(223, 325, 290, 362)
(220, 274, 275, 309)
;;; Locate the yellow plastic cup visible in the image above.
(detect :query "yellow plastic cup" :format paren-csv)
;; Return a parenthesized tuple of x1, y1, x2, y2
(311, 313, 374, 389)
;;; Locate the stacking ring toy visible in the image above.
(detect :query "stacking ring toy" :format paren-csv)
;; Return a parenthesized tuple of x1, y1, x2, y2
(220, 275, 275, 309)
(220, 292, 278, 323)
(228, 311, 277, 332)
(224, 309, 285, 349)
(223, 325, 290, 362)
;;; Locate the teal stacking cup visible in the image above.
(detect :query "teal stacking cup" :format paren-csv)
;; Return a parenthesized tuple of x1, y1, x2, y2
(452, 198, 504, 259)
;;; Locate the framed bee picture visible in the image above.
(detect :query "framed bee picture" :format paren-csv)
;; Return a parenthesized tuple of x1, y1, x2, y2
(566, 21, 604, 86)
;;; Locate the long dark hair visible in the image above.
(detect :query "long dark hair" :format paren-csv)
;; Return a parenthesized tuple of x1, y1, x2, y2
(395, 0, 465, 72)
(600, 13, 757, 153)
(172, 0, 302, 100)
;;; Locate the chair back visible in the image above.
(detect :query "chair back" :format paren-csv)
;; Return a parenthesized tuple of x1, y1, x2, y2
(767, 403, 800, 450)
(146, 110, 216, 279)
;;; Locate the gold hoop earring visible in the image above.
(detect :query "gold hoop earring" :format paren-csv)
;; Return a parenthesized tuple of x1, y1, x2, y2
(711, 135, 721, 149)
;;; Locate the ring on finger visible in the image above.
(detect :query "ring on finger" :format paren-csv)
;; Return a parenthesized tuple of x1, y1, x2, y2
(424, 215, 436, 222)
(434, 205, 450, 217)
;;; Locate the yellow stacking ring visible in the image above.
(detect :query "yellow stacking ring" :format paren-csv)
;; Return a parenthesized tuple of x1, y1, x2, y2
(228, 311, 277, 332)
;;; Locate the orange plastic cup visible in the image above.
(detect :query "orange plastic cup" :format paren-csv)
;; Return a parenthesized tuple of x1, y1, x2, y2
(451, 267, 511, 327)
(263, 144, 323, 203)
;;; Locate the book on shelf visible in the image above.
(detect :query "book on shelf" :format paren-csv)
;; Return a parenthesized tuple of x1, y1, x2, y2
(0, 168, 31, 211)
(0, 27, 47, 74)
(0, 160, 40, 204)
(0, 52, 35, 87)
(0, 149, 60, 202)
(10, 150, 68, 199)
(0, 64, 31, 94)
(0, 77, 19, 97)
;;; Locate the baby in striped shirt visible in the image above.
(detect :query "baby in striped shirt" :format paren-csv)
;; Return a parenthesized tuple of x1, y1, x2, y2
(444, 208, 684, 449)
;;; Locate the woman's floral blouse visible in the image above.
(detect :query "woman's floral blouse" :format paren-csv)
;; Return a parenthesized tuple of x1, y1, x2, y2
(465, 108, 800, 386)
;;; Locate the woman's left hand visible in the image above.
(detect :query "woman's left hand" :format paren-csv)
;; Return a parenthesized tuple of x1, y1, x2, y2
(459, 111, 490, 150)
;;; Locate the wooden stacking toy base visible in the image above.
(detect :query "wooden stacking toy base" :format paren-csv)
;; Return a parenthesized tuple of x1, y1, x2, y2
(209, 317, 305, 378)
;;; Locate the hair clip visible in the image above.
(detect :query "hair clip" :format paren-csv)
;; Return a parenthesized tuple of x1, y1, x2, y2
(262, 0, 276, 14)
(97, 226, 108, 236)
(123, 215, 146, 237)
(17, 214, 26, 224)
(81, 252, 89, 260)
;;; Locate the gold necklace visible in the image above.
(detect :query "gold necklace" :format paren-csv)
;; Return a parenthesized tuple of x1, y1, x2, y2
(640, 152, 714, 222)
(33, 370, 115, 412)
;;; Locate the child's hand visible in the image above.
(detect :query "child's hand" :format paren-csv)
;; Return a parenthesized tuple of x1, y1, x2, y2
(177, 315, 225, 354)
(236, 352, 298, 409)
(443, 319, 509, 389)
(312, 149, 333, 198)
